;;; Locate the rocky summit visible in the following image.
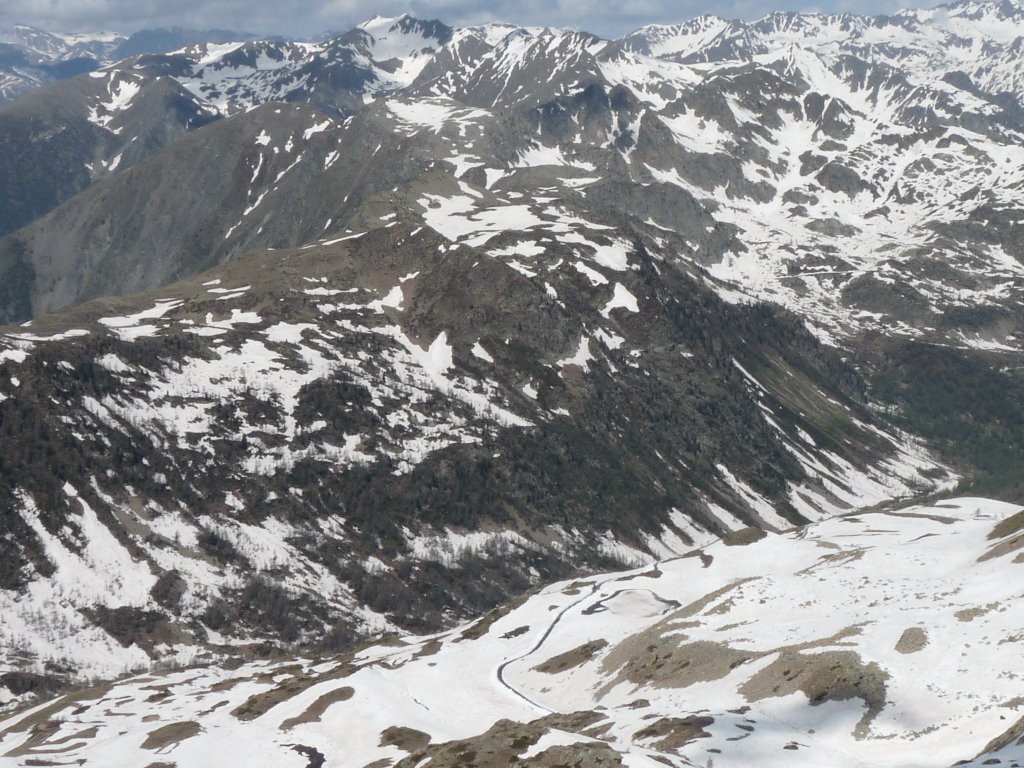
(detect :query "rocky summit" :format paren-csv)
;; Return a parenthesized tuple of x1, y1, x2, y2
(0, 3, 1022, 765)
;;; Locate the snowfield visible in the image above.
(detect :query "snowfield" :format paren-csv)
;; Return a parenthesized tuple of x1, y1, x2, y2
(2, 497, 1023, 767)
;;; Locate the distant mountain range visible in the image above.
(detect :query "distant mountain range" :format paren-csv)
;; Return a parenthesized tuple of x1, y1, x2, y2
(0, 24, 260, 103)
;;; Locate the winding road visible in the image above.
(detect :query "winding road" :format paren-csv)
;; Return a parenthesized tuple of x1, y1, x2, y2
(492, 564, 700, 768)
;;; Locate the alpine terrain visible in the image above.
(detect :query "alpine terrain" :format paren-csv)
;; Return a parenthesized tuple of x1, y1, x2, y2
(0, 2, 1021, 765)
(2, 497, 1022, 767)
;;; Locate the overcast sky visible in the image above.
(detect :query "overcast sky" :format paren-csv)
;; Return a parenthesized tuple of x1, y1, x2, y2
(0, 0, 915, 38)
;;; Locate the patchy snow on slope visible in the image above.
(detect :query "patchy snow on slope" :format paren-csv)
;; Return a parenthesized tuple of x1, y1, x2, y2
(99, 299, 183, 329)
(471, 341, 494, 362)
(601, 283, 639, 317)
(98, 299, 183, 339)
(86, 74, 141, 128)
(387, 98, 488, 134)
(4, 498, 1022, 768)
(404, 527, 537, 566)
(0, 489, 156, 681)
(516, 143, 597, 171)
(556, 336, 594, 371)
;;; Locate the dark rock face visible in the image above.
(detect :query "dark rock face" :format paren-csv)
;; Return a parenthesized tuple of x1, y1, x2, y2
(0, 71, 218, 249)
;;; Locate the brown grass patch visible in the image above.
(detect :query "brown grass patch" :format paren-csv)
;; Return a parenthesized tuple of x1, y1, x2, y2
(634, 716, 714, 750)
(391, 712, 616, 768)
(379, 726, 431, 752)
(457, 594, 532, 641)
(1, 684, 112, 741)
(991, 511, 1024, 540)
(955, 604, 998, 622)
(533, 640, 608, 674)
(895, 627, 928, 654)
(141, 721, 201, 750)
(3, 722, 99, 758)
(972, 714, 1024, 759)
(721, 528, 766, 547)
(599, 637, 756, 697)
(279, 686, 354, 730)
(739, 650, 888, 739)
(232, 663, 355, 722)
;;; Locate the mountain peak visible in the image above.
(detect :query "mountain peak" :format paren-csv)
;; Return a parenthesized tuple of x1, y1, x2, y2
(358, 12, 412, 31)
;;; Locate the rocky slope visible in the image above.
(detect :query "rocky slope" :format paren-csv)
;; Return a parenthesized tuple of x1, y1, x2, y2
(0, 208, 946, 702)
(0, 66, 218, 243)
(0, 25, 280, 241)
(0, 15, 456, 247)
(1, 497, 1021, 767)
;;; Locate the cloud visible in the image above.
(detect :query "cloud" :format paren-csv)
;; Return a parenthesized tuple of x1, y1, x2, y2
(0, 0, 922, 38)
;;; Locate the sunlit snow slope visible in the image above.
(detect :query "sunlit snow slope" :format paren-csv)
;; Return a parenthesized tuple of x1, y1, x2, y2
(1, 497, 1021, 768)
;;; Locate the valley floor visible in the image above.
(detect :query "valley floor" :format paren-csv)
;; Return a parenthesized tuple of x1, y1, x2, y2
(2, 496, 1023, 767)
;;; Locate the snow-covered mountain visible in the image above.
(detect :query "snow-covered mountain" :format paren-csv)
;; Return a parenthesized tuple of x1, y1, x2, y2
(0, 25, 257, 105)
(0, 26, 120, 103)
(0, 197, 947, 694)
(162, 15, 453, 115)
(0, 25, 122, 63)
(1, 497, 1021, 767)
(3, 9, 1023, 348)
(623, 0, 1024, 101)
(0, 2, 1022, 741)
